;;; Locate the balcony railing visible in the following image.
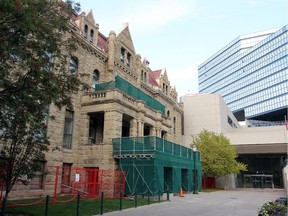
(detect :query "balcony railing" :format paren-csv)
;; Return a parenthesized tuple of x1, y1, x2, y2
(112, 136, 199, 160)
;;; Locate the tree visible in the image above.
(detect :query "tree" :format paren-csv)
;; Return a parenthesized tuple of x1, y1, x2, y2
(191, 130, 246, 178)
(0, 0, 86, 199)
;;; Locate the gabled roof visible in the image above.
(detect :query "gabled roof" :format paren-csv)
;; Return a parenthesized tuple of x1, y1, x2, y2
(148, 70, 161, 87)
(116, 23, 136, 54)
(97, 31, 108, 52)
(85, 9, 96, 25)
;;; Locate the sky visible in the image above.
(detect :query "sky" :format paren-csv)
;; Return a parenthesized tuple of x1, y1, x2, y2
(78, 0, 287, 97)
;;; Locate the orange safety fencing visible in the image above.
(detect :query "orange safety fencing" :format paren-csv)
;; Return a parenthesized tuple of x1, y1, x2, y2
(0, 166, 126, 206)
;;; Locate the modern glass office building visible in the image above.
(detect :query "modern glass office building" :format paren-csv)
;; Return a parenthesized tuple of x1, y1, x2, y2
(198, 25, 288, 122)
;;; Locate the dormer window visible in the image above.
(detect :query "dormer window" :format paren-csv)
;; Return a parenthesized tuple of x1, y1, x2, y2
(141, 70, 147, 82)
(90, 29, 94, 43)
(120, 47, 125, 63)
(84, 25, 88, 38)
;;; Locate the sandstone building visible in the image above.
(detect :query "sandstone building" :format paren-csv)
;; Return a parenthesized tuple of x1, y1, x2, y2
(39, 9, 200, 197)
(46, 10, 183, 169)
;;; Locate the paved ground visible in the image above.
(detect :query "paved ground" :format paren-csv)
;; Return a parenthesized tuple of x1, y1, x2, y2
(100, 189, 286, 216)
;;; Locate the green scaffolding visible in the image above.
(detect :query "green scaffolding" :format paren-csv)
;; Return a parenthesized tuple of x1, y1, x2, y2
(95, 76, 165, 114)
(113, 137, 202, 196)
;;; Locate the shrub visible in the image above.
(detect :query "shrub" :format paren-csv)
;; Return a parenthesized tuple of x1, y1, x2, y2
(258, 200, 287, 216)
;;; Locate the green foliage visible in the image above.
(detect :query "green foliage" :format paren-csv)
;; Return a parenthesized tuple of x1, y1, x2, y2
(191, 130, 246, 176)
(258, 201, 287, 216)
(0, 0, 86, 198)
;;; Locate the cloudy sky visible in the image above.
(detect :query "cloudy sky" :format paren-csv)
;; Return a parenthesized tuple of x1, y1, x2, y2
(78, 0, 287, 97)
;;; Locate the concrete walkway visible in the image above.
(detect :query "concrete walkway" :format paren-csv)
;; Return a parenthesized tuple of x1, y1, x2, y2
(100, 189, 286, 216)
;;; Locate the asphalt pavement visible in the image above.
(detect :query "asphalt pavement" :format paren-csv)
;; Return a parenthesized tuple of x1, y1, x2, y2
(99, 189, 286, 216)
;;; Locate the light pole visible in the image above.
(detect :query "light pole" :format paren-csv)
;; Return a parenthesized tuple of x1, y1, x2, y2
(193, 145, 198, 194)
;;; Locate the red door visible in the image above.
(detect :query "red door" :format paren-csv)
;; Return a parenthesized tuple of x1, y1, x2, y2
(85, 167, 99, 197)
(61, 164, 72, 194)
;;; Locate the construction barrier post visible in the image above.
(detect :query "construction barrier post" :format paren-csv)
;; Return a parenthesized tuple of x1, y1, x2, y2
(53, 166, 60, 204)
(45, 195, 49, 216)
(158, 191, 160, 202)
(134, 193, 137, 208)
(76, 193, 80, 216)
(100, 192, 104, 215)
(119, 191, 122, 211)
(167, 192, 169, 201)
(1, 197, 6, 216)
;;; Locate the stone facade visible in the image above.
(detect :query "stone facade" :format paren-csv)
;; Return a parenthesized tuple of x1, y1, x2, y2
(45, 10, 184, 171)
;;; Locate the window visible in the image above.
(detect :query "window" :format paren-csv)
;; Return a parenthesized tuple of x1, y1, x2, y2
(89, 116, 97, 144)
(84, 25, 88, 38)
(127, 52, 131, 67)
(30, 162, 45, 190)
(92, 69, 99, 88)
(63, 110, 74, 149)
(42, 106, 49, 133)
(42, 51, 54, 72)
(69, 57, 78, 75)
(173, 117, 176, 134)
(120, 47, 125, 62)
(90, 29, 94, 43)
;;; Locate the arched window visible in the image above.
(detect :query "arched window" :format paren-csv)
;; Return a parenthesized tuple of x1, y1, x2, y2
(84, 25, 88, 38)
(69, 57, 78, 75)
(167, 110, 170, 117)
(90, 29, 94, 43)
(92, 69, 99, 88)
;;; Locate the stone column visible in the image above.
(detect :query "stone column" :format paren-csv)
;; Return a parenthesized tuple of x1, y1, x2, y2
(107, 31, 116, 73)
(150, 126, 156, 136)
(79, 113, 89, 145)
(137, 119, 144, 137)
(93, 23, 99, 45)
(130, 118, 137, 137)
(100, 110, 123, 170)
(103, 110, 123, 144)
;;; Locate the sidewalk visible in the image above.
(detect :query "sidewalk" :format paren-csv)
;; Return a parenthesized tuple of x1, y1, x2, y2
(100, 189, 286, 216)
